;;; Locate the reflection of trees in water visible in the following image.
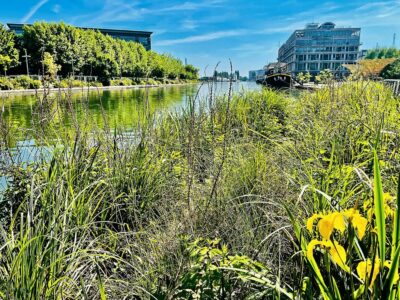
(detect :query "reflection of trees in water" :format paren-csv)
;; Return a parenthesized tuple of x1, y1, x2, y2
(2, 85, 199, 146)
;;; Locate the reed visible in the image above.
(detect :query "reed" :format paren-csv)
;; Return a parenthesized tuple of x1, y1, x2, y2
(0, 80, 399, 299)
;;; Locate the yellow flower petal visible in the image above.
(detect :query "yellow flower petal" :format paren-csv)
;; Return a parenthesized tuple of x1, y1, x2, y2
(343, 209, 368, 240)
(353, 214, 368, 239)
(306, 239, 322, 261)
(357, 259, 380, 288)
(326, 240, 349, 273)
(307, 240, 350, 273)
(307, 214, 322, 232)
(318, 216, 334, 240)
(332, 212, 346, 233)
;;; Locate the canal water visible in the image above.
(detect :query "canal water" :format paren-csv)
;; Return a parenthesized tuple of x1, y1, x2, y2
(0, 82, 260, 192)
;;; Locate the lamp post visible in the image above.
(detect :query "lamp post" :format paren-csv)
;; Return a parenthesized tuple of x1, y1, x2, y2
(22, 49, 30, 77)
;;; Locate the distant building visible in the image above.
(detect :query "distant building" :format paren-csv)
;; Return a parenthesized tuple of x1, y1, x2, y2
(7, 23, 153, 50)
(278, 22, 361, 77)
(234, 70, 240, 80)
(248, 69, 265, 81)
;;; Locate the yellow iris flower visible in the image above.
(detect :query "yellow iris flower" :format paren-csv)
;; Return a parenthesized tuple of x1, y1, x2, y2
(307, 209, 367, 240)
(307, 212, 345, 240)
(356, 259, 380, 288)
(307, 239, 349, 273)
(342, 208, 368, 239)
(363, 193, 395, 220)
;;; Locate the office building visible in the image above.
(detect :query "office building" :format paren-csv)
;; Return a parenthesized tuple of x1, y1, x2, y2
(278, 22, 361, 77)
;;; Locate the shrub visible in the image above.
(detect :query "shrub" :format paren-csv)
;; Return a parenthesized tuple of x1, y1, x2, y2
(0, 77, 13, 90)
(12, 76, 42, 89)
(110, 78, 133, 86)
(89, 81, 103, 87)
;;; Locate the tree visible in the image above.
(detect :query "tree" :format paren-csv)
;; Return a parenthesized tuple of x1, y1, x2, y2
(18, 21, 195, 81)
(42, 52, 60, 78)
(0, 23, 19, 75)
(380, 58, 400, 79)
(318, 69, 333, 84)
(365, 47, 400, 60)
(344, 58, 396, 79)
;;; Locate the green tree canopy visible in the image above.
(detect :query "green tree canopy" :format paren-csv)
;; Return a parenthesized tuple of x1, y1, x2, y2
(365, 47, 400, 60)
(0, 23, 19, 75)
(19, 22, 198, 81)
(380, 58, 400, 79)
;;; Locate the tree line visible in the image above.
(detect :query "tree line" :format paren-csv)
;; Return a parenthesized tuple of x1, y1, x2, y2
(0, 22, 198, 82)
(364, 47, 400, 79)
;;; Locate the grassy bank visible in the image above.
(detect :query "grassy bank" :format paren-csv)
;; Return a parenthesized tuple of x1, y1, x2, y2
(0, 81, 399, 299)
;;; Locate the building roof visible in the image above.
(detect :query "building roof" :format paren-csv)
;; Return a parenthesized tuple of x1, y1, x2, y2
(7, 23, 152, 36)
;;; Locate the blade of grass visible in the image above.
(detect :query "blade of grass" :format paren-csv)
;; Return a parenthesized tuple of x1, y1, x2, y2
(373, 150, 386, 268)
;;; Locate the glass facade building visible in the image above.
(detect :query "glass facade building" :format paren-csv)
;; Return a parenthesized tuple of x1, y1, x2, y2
(7, 23, 153, 50)
(278, 22, 361, 77)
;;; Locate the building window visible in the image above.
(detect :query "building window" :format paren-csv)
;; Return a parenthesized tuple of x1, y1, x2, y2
(309, 54, 319, 60)
(321, 62, 331, 69)
(297, 63, 306, 71)
(308, 63, 318, 71)
(321, 54, 331, 60)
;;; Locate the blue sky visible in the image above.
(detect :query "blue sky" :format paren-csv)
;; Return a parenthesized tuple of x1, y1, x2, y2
(1, 0, 400, 76)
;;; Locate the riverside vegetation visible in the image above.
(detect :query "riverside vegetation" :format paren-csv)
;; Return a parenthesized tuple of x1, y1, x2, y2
(0, 80, 400, 299)
(0, 22, 198, 90)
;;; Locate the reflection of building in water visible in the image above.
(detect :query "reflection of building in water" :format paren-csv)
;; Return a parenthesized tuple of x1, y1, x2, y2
(7, 23, 153, 50)
(278, 22, 361, 78)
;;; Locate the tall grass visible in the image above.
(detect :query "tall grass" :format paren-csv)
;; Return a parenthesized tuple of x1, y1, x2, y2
(0, 80, 399, 298)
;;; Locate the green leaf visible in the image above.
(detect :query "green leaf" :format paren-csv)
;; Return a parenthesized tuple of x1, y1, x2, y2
(374, 150, 386, 267)
(384, 245, 400, 299)
(391, 173, 400, 260)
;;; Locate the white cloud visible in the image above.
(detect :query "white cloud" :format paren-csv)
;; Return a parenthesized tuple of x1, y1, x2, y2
(155, 30, 246, 46)
(21, 0, 49, 23)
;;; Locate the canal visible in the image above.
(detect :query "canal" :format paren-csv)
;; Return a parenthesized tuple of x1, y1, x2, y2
(0, 82, 260, 192)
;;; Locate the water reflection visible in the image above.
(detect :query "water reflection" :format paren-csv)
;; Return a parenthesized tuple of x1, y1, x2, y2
(1, 82, 259, 145)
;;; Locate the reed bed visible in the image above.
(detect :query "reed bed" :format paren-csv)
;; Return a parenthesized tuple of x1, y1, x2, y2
(0, 80, 399, 299)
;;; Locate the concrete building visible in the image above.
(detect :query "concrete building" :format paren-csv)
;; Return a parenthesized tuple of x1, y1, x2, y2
(278, 22, 361, 77)
(7, 23, 152, 50)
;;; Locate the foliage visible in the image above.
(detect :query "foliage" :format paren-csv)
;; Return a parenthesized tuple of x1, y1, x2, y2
(0, 77, 14, 90)
(0, 76, 41, 90)
(296, 72, 311, 84)
(380, 58, 400, 79)
(13, 75, 41, 89)
(19, 22, 198, 81)
(365, 47, 400, 59)
(344, 58, 396, 79)
(42, 52, 60, 78)
(0, 23, 19, 75)
(315, 69, 333, 84)
(1, 81, 399, 298)
(167, 238, 290, 299)
(110, 78, 133, 86)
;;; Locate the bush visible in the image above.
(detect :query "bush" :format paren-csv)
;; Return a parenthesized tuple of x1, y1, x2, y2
(110, 78, 133, 86)
(54, 80, 69, 88)
(13, 76, 42, 89)
(89, 81, 103, 87)
(54, 79, 87, 88)
(0, 77, 14, 90)
(381, 58, 400, 79)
